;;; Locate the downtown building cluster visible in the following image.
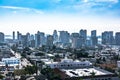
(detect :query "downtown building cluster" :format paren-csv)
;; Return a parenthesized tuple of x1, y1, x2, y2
(1, 30, 120, 48)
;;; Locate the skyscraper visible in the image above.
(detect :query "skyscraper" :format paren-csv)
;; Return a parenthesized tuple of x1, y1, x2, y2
(79, 29, 87, 46)
(53, 30, 58, 44)
(71, 33, 80, 48)
(91, 30, 98, 46)
(0, 32, 4, 43)
(115, 32, 120, 45)
(102, 31, 114, 45)
(21, 35, 28, 47)
(59, 31, 70, 44)
(17, 31, 19, 40)
(13, 31, 15, 40)
(72, 37, 82, 49)
(71, 33, 79, 38)
(39, 32, 46, 46)
(47, 35, 53, 48)
(35, 31, 40, 47)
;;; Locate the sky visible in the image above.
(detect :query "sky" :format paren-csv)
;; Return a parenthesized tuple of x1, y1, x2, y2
(0, 0, 120, 36)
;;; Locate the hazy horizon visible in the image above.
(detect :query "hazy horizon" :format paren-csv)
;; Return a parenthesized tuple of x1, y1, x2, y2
(0, 0, 120, 36)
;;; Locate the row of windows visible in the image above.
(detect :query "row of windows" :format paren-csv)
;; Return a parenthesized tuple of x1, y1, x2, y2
(67, 78, 112, 80)
(53, 63, 89, 67)
(5, 62, 19, 64)
(2, 60, 19, 62)
(92, 78, 111, 80)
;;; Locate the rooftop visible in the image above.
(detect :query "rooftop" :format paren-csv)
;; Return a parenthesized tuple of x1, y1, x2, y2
(61, 67, 113, 77)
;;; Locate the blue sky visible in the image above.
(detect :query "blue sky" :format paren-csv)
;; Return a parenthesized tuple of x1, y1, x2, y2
(0, 0, 120, 35)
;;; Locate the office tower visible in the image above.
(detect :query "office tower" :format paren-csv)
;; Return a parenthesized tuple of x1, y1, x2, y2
(0, 32, 4, 43)
(91, 30, 98, 46)
(71, 33, 80, 48)
(17, 31, 22, 41)
(21, 35, 28, 47)
(17, 31, 19, 40)
(102, 31, 114, 45)
(47, 35, 53, 48)
(30, 35, 34, 41)
(91, 30, 96, 37)
(13, 31, 15, 40)
(53, 30, 58, 44)
(71, 33, 79, 38)
(72, 37, 82, 49)
(79, 29, 87, 46)
(26, 33, 30, 46)
(115, 32, 120, 45)
(39, 32, 46, 46)
(29, 35, 35, 47)
(35, 31, 40, 47)
(59, 31, 70, 44)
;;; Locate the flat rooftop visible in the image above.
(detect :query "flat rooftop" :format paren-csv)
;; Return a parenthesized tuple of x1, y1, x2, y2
(61, 67, 113, 77)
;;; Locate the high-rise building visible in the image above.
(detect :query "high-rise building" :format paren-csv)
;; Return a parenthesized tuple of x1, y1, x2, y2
(91, 30, 96, 37)
(26, 33, 30, 46)
(21, 35, 28, 47)
(17, 31, 19, 40)
(0, 32, 4, 43)
(115, 32, 120, 45)
(39, 32, 46, 46)
(29, 34, 35, 47)
(91, 30, 98, 46)
(13, 31, 15, 40)
(71, 33, 79, 38)
(35, 31, 40, 47)
(71, 33, 80, 48)
(17, 31, 22, 41)
(53, 30, 58, 44)
(72, 37, 82, 49)
(47, 35, 53, 48)
(59, 31, 70, 44)
(79, 29, 87, 46)
(102, 31, 114, 45)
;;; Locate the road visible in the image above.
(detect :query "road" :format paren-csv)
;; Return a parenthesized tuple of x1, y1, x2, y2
(11, 49, 32, 68)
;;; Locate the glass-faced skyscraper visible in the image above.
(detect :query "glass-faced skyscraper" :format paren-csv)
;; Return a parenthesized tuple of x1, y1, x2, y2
(0, 32, 4, 43)
(91, 30, 98, 46)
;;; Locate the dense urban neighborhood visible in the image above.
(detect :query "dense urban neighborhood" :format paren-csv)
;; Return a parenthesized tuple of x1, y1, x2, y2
(0, 30, 120, 80)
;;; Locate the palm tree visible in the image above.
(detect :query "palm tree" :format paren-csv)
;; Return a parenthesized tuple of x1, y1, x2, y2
(90, 71, 96, 80)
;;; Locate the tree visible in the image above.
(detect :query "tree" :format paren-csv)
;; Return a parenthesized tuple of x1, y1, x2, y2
(90, 71, 96, 80)
(14, 69, 26, 76)
(0, 74, 4, 79)
(25, 65, 37, 75)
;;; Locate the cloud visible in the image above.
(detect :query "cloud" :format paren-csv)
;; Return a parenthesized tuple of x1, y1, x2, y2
(0, 6, 44, 14)
(94, 0, 119, 3)
(82, 0, 119, 3)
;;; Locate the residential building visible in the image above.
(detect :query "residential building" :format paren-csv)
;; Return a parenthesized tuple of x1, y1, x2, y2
(13, 31, 15, 40)
(102, 31, 114, 45)
(115, 32, 120, 45)
(0, 32, 4, 43)
(91, 30, 98, 46)
(41, 58, 92, 69)
(79, 29, 87, 46)
(59, 31, 70, 44)
(46, 35, 53, 48)
(53, 30, 58, 44)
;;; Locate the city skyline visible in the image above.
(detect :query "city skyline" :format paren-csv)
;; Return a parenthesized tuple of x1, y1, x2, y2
(0, 0, 120, 35)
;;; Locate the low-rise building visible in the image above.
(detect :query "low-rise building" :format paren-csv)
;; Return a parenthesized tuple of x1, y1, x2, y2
(41, 58, 92, 69)
(60, 67, 119, 80)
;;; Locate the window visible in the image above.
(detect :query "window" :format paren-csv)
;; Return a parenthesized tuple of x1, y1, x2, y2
(108, 78, 111, 80)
